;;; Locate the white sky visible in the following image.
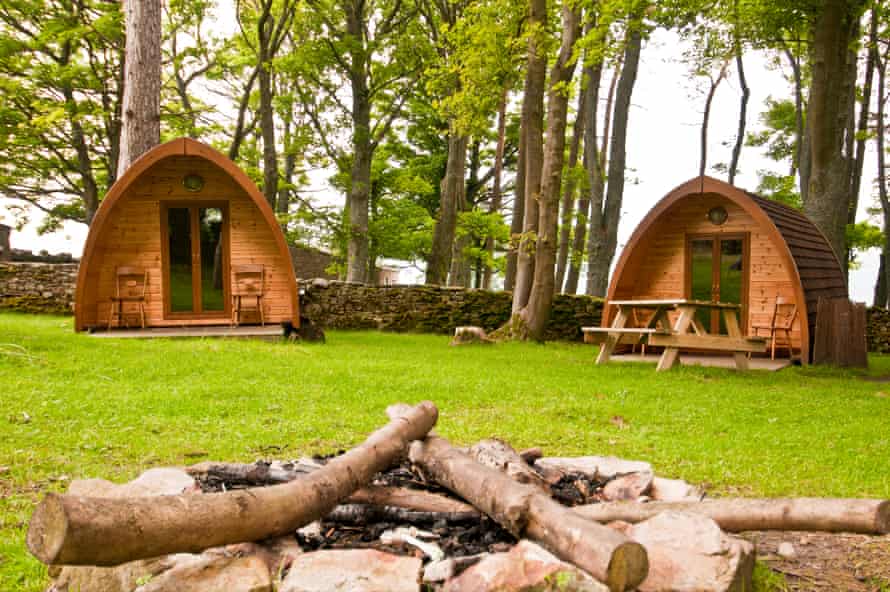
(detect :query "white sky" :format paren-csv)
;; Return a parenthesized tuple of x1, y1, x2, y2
(0, 17, 881, 303)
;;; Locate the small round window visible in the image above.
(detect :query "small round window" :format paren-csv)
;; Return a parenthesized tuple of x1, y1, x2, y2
(707, 206, 728, 226)
(182, 174, 205, 192)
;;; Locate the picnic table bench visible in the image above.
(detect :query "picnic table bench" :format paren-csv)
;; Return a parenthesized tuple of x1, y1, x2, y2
(583, 299, 767, 371)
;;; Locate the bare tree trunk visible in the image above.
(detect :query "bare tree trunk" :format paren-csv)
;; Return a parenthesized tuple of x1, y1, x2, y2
(483, 90, 509, 290)
(427, 133, 469, 284)
(782, 45, 808, 196)
(564, 58, 603, 295)
(804, 0, 864, 262)
(875, 33, 889, 308)
(510, 0, 548, 313)
(555, 83, 589, 291)
(258, 2, 278, 209)
(586, 26, 642, 297)
(117, 0, 161, 177)
(849, 9, 877, 228)
(449, 141, 481, 286)
(504, 107, 527, 292)
(575, 498, 890, 535)
(728, 40, 749, 185)
(699, 61, 729, 180)
(523, 3, 583, 340)
(345, 2, 372, 283)
(28, 402, 439, 566)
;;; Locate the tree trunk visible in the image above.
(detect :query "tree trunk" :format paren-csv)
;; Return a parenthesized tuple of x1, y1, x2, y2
(504, 106, 527, 292)
(728, 41, 749, 186)
(258, 3, 278, 209)
(510, 0, 547, 312)
(117, 0, 162, 177)
(409, 435, 649, 592)
(522, 2, 583, 340)
(699, 61, 729, 180)
(483, 90, 509, 290)
(586, 26, 642, 297)
(565, 58, 603, 295)
(555, 83, 589, 291)
(875, 36, 889, 308)
(575, 498, 890, 535)
(804, 0, 863, 263)
(27, 402, 438, 566)
(427, 133, 469, 285)
(849, 9, 877, 229)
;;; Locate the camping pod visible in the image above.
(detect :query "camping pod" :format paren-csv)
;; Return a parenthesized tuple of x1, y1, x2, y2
(75, 138, 299, 331)
(604, 176, 848, 364)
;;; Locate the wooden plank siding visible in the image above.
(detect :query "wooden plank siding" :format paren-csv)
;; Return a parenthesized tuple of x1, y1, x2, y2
(615, 193, 803, 350)
(76, 139, 299, 330)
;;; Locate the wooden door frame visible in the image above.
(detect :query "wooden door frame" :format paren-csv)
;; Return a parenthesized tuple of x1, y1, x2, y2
(684, 232, 750, 334)
(160, 201, 231, 321)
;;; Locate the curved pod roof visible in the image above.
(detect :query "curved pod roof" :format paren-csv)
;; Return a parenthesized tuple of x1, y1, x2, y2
(605, 176, 847, 364)
(75, 138, 299, 331)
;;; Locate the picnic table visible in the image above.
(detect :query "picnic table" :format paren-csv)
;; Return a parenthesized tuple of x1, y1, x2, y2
(583, 299, 766, 371)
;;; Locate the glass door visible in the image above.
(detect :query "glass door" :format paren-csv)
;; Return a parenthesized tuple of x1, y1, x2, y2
(163, 203, 228, 318)
(686, 234, 747, 333)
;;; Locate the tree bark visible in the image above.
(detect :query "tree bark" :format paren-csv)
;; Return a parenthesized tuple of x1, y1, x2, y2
(849, 9, 877, 229)
(504, 104, 527, 292)
(555, 83, 589, 291)
(510, 0, 547, 312)
(258, 0, 278, 209)
(410, 435, 648, 592)
(728, 42, 749, 186)
(586, 26, 642, 297)
(575, 498, 890, 535)
(483, 89, 509, 290)
(117, 0, 162, 177)
(427, 133, 469, 285)
(699, 61, 729, 180)
(522, 2, 583, 340)
(565, 59, 603, 295)
(27, 402, 438, 566)
(875, 33, 889, 308)
(804, 0, 864, 263)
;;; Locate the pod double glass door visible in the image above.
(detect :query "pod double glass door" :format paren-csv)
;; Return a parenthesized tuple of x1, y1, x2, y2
(686, 234, 748, 333)
(162, 203, 229, 318)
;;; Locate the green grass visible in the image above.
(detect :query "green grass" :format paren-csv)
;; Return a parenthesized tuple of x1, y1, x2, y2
(2, 313, 890, 590)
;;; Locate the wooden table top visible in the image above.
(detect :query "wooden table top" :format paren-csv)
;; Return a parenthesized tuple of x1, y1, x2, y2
(609, 298, 741, 310)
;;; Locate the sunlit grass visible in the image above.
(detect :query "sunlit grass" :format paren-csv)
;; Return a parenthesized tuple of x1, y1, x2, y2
(2, 312, 889, 590)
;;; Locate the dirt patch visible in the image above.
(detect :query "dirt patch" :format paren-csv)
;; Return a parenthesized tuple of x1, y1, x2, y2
(743, 531, 890, 591)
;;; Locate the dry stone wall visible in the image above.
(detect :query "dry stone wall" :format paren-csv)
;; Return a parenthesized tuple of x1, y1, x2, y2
(0, 262, 77, 315)
(298, 279, 603, 341)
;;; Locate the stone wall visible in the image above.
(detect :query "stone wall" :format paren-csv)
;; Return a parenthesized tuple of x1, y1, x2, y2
(0, 262, 77, 315)
(299, 279, 603, 341)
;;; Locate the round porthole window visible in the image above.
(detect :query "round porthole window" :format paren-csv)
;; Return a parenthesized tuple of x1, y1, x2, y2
(182, 173, 205, 192)
(707, 205, 728, 226)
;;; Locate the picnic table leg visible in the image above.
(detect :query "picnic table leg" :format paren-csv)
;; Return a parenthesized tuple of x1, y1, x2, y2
(723, 309, 749, 371)
(656, 305, 695, 372)
(596, 307, 628, 365)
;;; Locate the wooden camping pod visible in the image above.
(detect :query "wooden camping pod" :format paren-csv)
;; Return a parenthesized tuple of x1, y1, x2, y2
(75, 138, 299, 331)
(604, 176, 847, 364)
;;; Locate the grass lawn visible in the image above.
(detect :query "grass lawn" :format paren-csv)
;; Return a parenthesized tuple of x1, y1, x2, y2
(2, 312, 890, 590)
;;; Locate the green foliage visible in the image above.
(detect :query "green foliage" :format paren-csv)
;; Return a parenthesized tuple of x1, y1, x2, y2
(455, 209, 510, 271)
(0, 0, 123, 226)
(848, 221, 884, 268)
(746, 97, 798, 163)
(754, 172, 801, 209)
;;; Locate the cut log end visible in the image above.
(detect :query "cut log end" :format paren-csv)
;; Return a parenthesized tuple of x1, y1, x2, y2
(876, 500, 890, 534)
(607, 541, 649, 592)
(26, 493, 67, 565)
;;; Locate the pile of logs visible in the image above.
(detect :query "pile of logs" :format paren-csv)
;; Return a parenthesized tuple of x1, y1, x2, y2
(27, 402, 890, 592)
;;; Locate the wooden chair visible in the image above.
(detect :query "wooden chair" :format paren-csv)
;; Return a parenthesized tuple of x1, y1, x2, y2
(231, 264, 265, 326)
(752, 296, 797, 360)
(108, 266, 147, 330)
